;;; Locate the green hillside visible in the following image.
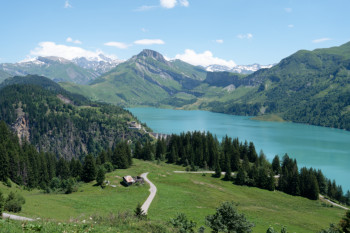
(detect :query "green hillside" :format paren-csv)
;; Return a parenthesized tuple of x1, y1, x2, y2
(201, 41, 350, 130)
(0, 75, 149, 159)
(61, 50, 207, 106)
(0, 159, 346, 232)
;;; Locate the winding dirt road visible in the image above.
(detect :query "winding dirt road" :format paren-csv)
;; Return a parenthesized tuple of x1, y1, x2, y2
(2, 213, 34, 221)
(319, 195, 349, 210)
(141, 172, 157, 214)
(140, 172, 157, 214)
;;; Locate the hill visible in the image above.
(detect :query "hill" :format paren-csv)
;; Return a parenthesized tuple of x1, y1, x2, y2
(201, 41, 350, 130)
(61, 49, 207, 106)
(0, 159, 346, 232)
(0, 75, 149, 159)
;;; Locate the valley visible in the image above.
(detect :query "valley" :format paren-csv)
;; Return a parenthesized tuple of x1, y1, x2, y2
(0, 159, 346, 232)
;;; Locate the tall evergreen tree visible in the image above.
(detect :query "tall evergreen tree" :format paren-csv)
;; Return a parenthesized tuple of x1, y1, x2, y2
(134, 141, 142, 159)
(272, 155, 281, 175)
(82, 154, 96, 182)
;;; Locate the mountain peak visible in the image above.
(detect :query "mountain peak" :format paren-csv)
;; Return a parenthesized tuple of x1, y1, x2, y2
(136, 49, 168, 63)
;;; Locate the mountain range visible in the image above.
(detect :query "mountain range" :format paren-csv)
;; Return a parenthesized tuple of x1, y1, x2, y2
(1, 42, 350, 130)
(0, 55, 123, 84)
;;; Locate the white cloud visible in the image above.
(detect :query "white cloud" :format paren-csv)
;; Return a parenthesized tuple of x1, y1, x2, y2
(28, 41, 117, 60)
(237, 33, 253, 40)
(134, 5, 158, 11)
(179, 0, 189, 7)
(134, 39, 165, 45)
(64, 0, 72, 8)
(104, 41, 130, 49)
(285, 8, 292, 13)
(66, 37, 82, 44)
(175, 49, 236, 68)
(215, 39, 224, 44)
(160, 0, 177, 8)
(288, 24, 294, 28)
(312, 38, 331, 43)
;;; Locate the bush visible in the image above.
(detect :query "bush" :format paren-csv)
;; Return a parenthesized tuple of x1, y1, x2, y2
(170, 213, 196, 233)
(103, 162, 114, 173)
(205, 202, 254, 233)
(4, 192, 25, 213)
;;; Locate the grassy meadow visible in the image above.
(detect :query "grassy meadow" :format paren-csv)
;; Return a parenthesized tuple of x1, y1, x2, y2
(0, 159, 346, 232)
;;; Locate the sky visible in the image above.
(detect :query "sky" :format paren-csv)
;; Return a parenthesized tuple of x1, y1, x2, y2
(1, 0, 350, 67)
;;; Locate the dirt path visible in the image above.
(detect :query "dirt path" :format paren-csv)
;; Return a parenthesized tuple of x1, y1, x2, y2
(2, 213, 34, 221)
(173, 171, 235, 175)
(141, 172, 157, 214)
(319, 195, 349, 210)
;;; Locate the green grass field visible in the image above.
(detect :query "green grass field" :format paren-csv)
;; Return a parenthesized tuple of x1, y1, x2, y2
(0, 159, 346, 232)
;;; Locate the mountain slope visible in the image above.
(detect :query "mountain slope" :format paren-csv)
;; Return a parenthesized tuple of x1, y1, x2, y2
(202, 41, 350, 130)
(0, 75, 149, 159)
(62, 49, 207, 106)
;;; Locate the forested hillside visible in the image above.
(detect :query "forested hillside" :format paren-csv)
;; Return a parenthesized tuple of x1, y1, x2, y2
(0, 75, 150, 159)
(201, 41, 350, 130)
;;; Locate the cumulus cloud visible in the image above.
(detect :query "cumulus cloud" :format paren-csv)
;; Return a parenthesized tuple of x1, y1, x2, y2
(160, 0, 177, 8)
(237, 33, 253, 39)
(312, 38, 331, 43)
(179, 0, 189, 7)
(104, 41, 130, 49)
(175, 49, 236, 68)
(215, 39, 224, 44)
(134, 39, 165, 45)
(64, 0, 72, 8)
(66, 37, 82, 44)
(28, 41, 117, 60)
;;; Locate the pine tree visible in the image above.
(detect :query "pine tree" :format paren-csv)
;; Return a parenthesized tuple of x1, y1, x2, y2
(82, 154, 96, 182)
(272, 155, 281, 175)
(236, 166, 247, 185)
(134, 141, 142, 159)
(0, 190, 4, 216)
(96, 167, 106, 186)
(214, 161, 222, 178)
(0, 144, 9, 181)
(248, 142, 258, 163)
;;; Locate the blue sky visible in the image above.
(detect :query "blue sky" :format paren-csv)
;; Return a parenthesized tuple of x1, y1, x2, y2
(1, 0, 349, 66)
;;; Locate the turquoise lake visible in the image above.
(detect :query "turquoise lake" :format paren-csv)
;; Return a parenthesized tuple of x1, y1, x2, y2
(129, 107, 350, 192)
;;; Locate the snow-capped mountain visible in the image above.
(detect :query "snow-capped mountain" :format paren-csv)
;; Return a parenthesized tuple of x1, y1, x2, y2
(205, 63, 274, 74)
(72, 54, 124, 74)
(0, 55, 124, 84)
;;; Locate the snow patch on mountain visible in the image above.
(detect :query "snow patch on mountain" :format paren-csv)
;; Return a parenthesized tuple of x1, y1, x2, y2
(205, 63, 274, 74)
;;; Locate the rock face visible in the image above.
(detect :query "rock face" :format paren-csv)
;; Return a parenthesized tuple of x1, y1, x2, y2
(13, 104, 30, 144)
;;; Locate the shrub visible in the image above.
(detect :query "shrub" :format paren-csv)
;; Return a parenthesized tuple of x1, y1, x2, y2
(205, 202, 254, 233)
(170, 213, 196, 233)
(4, 192, 25, 213)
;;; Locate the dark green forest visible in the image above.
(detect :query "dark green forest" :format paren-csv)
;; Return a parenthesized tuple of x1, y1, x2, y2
(0, 75, 150, 159)
(136, 131, 350, 204)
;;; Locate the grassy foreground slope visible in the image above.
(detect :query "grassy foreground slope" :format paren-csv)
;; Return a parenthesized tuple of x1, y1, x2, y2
(0, 159, 345, 232)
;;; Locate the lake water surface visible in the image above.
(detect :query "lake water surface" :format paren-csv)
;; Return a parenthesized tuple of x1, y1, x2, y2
(129, 107, 350, 191)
